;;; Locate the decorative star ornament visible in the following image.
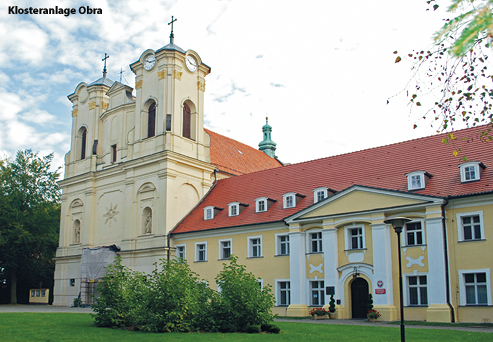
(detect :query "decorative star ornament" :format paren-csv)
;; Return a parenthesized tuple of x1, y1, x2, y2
(103, 203, 119, 225)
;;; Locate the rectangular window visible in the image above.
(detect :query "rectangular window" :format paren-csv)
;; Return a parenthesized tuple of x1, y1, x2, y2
(248, 236, 262, 258)
(278, 235, 290, 255)
(408, 275, 428, 306)
(220, 240, 232, 260)
(464, 273, 488, 305)
(258, 200, 266, 212)
(111, 144, 117, 163)
(196, 243, 207, 262)
(286, 196, 294, 208)
(311, 280, 325, 305)
(411, 175, 422, 189)
(461, 215, 482, 240)
(310, 232, 322, 253)
(176, 245, 186, 261)
(350, 228, 363, 249)
(230, 205, 238, 216)
(278, 281, 291, 306)
(464, 166, 477, 181)
(317, 191, 325, 202)
(405, 222, 423, 246)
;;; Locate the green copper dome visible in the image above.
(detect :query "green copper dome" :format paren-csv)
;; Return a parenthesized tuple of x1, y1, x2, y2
(259, 117, 277, 158)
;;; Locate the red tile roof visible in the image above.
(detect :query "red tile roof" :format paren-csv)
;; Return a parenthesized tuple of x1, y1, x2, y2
(206, 128, 282, 175)
(173, 125, 493, 234)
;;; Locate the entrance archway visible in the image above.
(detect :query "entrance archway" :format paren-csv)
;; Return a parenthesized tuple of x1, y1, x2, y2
(351, 278, 369, 318)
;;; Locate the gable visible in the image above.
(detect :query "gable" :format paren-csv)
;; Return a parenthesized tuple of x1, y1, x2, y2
(301, 188, 433, 219)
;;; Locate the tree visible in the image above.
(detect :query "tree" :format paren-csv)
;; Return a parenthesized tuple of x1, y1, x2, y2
(391, 0, 493, 159)
(0, 150, 60, 304)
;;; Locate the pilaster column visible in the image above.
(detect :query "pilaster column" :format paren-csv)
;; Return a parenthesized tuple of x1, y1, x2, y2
(371, 223, 394, 305)
(322, 226, 338, 298)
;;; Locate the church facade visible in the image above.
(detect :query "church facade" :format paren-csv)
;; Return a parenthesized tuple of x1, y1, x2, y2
(54, 37, 493, 324)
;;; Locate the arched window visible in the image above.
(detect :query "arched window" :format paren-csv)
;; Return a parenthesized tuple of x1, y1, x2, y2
(80, 127, 87, 160)
(183, 103, 191, 139)
(148, 102, 156, 138)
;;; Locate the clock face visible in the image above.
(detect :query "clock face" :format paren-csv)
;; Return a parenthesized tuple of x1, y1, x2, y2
(144, 54, 156, 71)
(186, 55, 197, 72)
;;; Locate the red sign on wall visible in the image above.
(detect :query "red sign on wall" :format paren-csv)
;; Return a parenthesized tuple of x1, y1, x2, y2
(375, 289, 386, 294)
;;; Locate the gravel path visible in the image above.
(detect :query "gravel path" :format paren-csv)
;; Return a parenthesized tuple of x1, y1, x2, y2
(1, 305, 492, 333)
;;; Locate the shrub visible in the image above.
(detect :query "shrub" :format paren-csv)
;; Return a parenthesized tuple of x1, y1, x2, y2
(246, 325, 261, 333)
(211, 256, 276, 332)
(143, 259, 213, 332)
(261, 323, 273, 332)
(329, 294, 336, 313)
(91, 257, 149, 328)
(269, 325, 281, 334)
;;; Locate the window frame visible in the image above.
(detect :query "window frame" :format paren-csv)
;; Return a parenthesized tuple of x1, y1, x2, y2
(309, 280, 325, 306)
(307, 230, 323, 253)
(406, 171, 426, 190)
(403, 220, 425, 246)
(219, 238, 232, 260)
(276, 280, 291, 306)
(255, 197, 267, 213)
(195, 241, 208, 262)
(175, 244, 186, 261)
(204, 206, 214, 220)
(228, 202, 239, 217)
(457, 211, 485, 242)
(282, 192, 296, 209)
(313, 187, 328, 203)
(458, 269, 491, 306)
(405, 274, 428, 306)
(275, 233, 290, 256)
(248, 235, 263, 258)
(459, 162, 483, 183)
(344, 223, 366, 250)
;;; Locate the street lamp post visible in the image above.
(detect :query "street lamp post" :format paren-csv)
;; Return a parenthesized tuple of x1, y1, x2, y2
(384, 217, 411, 342)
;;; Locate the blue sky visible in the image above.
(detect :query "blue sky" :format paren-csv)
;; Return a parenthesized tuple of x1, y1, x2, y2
(0, 0, 453, 171)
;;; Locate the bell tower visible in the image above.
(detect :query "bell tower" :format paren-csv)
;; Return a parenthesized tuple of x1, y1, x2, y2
(129, 16, 211, 161)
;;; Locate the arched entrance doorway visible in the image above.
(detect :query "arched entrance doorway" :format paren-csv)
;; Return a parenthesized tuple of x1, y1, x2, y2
(351, 278, 369, 318)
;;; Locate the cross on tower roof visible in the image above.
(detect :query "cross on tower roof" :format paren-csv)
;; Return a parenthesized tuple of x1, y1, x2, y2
(102, 53, 109, 78)
(168, 16, 177, 44)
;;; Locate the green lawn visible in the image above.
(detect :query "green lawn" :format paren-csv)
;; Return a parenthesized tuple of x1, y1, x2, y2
(0, 313, 491, 341)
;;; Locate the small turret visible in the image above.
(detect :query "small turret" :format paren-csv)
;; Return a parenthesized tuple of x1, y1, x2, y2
(259, 117, 277, 158)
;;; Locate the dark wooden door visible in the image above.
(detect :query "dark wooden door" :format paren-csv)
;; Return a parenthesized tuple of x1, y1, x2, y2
(351, 278, 369, 318)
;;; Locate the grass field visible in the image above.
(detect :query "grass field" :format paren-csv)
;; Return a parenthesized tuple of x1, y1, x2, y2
(0, 313, 491, 341)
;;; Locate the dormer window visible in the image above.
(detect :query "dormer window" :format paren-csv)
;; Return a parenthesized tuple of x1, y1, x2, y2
(282, 192, 305, 209)
(227, 202, 248, 217)
(228, 202, 239, 216)
(406, 171, 432, 191)
(204, 206, 214, 220)
(459, 162, 485, 183)
(255, 197, 276, 213)
(313, 187, 328, 203)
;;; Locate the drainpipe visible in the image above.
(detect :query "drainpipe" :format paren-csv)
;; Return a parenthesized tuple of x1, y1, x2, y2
(167, 233, 170, 261)
(441, 199, 455, 322)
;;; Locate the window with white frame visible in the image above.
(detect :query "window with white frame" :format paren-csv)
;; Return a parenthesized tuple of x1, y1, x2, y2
(407, 275, 428, 306)
(459, 162, 484, 183)
(248, 236, 262, 258)
(309, 231, 322, 253)
(219, 239, 232, 260)
(228, 202, 239, 217)
(204, 206, 214, 220)
(276, 234, 290, 256)
(257, 279, 264, 290)
(282, 192, 296, 209)
(313, 187, 328, 203)
(257, 199, 266, 212)
(459, 270, 490, 305)
(195, 242, 207, 262)
(277, 281, 291, 306)
(310, 280, 325, 305)
(345, 224, 365, 250)
(457, 211, 484, 241)
(405, 221, 424, 246)
(175, 245, 186, 261)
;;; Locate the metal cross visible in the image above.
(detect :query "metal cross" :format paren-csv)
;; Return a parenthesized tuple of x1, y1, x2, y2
(102, 53, 110, 78)
(168, 16, 177, 43)
(119, 68, 124, 83)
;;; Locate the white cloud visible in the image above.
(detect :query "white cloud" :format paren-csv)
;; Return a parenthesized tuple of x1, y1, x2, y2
(21, 108, 57, 125)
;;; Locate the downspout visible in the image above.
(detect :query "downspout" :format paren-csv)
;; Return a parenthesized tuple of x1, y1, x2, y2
(441, 199, 455, 322)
